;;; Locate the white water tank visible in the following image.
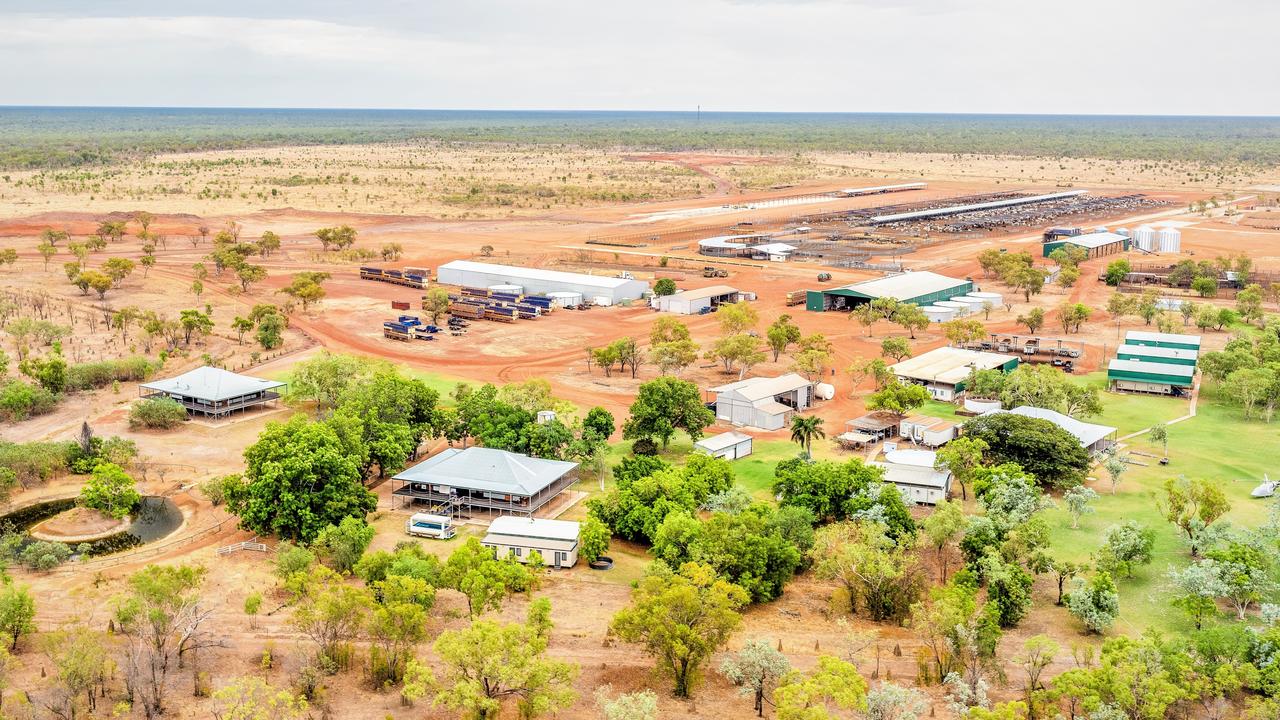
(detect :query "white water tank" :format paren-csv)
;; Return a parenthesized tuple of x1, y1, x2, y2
(963, 398, 1003, 414)
(536, 410, 557, 424)
(815, 383, 836, 401)
(953, 296, 988, 312)
(1133, 225, 1156, 251)
(965, 291, 1003, 309)
(546, 291, 582, 308)
(923, 305, 957, 323)
(935, 300, 969, 316)
(1094, 226, 1109, 234)
(1157, 227, 1181, 253)
(1116, 227, 1131, 237)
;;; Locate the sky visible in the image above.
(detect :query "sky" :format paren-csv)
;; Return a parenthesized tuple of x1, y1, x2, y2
(1, 0, 1276, 115)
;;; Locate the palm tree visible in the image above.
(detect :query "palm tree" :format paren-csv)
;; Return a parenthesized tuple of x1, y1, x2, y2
(790, 415, 826, 460)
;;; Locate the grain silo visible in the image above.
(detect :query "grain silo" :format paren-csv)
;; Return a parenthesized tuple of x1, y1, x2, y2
(1133, 225, 1156, 252)
(1156, 227, 1181, 253)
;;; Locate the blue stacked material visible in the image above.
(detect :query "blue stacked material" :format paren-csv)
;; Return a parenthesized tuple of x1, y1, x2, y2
(490, 293, 521, 303)
(515, 304, 541, 319)
(406, 274, 425, 282)
(360, 267, 382, 276)
(398, 315, 421, 326)
(461, 287, 490, 298)
(384, 321, 410, 331)
(423, 325, 441, 333)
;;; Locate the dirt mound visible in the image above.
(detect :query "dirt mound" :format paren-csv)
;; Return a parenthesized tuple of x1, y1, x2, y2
(29, 506, 129, 543)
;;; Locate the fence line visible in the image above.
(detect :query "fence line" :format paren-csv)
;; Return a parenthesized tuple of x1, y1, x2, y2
(16, 516, 238, 576)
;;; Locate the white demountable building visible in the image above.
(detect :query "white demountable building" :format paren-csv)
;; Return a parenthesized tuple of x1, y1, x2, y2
(898, 415, 957, 447)
(481, 516, 581, 569)
(693, 431, 754, 460)
(710, 373, 814, 431)
(436, 260, 649, 303)
(871, 448, 952, 505)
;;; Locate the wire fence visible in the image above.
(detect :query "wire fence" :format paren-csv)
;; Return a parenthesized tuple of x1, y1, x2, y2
(14, 515, 238, 576)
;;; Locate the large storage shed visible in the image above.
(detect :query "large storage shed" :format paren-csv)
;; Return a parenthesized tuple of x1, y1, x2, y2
(139, 366, 284, 419)
(889, 347, 1020, 402)
(391, 447, 578, 517)
(807, 271, 973, 312)
(1124, 330, 1202, 351)
(1116, 344, 1199, 367)
(1107, 359, 1196, 395)
(654, 285, 745, 314)
(710, 373, 813, 430)
(436, 261, 649, 303)
(482, 516, 580, 569)
(693, 431, 754, 460)
(1042, 231, 1130, 259)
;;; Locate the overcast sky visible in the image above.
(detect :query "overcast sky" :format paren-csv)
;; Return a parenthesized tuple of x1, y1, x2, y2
(1, 0, 1275, 115)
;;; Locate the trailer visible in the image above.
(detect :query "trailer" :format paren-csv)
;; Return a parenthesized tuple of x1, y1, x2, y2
(785, 290, 809, 306)
(449, 302, 486, 319)
(383, 322, 413, 342)
(485, 307, 518, 323)
(360, 267, 428, 289)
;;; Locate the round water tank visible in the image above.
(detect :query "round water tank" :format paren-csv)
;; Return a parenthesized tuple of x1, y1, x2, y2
(546, 291, 582, 307)
(1116, 227, 1131, 237)
(953, 296, 988, 309)
(815, 383, 836, 401)
(489, 284, 523, 295)
(966, 291, 1003, 308)
(1157, 227, 1181, 253)
(935, 300, 969, 315)
(1094, 226, 1109, 234)
(963, 398, 1003, 414)
(923, 305, 957, 322)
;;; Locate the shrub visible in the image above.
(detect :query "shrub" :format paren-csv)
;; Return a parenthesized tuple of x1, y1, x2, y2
(65, 356, 157, 390)
(128, 396, 188, 430)
(0, 380, 58, 422)
(631, 437, 658, 456)
(20, 540, 73, 571)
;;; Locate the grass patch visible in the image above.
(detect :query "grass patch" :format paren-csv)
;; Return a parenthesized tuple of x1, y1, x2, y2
(1041, 384, 1278, 635)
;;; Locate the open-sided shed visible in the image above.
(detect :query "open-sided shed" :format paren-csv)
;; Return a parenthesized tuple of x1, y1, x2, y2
(806, 271, 973, 313)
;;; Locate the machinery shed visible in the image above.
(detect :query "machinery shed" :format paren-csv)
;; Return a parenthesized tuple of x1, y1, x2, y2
(654, 285, 745, 314)
(436, 260, 649, 303)
(693, 431, 754, 460)
(1107, 359, 1196, 395)
(806, 271, 973, 312)
(1124, 330, 1202, 351)
(890, 347, 1020, 401)
(1042, 231, 1130, 259)
(1116, 344, 1199, 366)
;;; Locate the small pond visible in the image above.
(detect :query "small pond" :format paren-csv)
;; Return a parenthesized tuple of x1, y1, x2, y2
(0, 496, 183, 556)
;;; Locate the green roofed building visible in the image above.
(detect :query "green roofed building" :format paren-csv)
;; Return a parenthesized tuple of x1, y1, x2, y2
(1107, 358, 1196, 396)
(1124, 330, 1202, 351)
(807, 271, 972, 312)
(1116, 343, 1199, 367)
(1041, 231, 1129, 259)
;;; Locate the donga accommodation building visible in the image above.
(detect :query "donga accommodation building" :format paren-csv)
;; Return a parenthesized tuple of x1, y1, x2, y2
(482, 516, 581, 569)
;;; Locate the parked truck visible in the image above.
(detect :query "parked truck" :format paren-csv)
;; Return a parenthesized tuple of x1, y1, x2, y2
(703, 266, 729, 279)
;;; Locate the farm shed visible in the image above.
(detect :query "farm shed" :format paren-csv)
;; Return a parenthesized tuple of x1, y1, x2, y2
(391, 447, 578, 517)
(482, 516, 580, 569)
(844, 412, 903, 443)
(1107, 359, 1196, 395)
(871, 450, 951, 505)
(889, 347, 1020, 402)
(987, 406, 1117, 454)
(710, 373, 813, 431)
(139, 366, 284, 419)
(693, 431, 754, 460)
(654, 285, 745, 314)
(806, 271, 973, 312)
(1041, 231, 1129, 259)
(1116, 344, 1199, 367)
(1124, 330, 1202, 351)
(436, 260, 648, 303)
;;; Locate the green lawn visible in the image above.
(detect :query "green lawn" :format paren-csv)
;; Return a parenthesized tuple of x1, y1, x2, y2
(1041, 384, 1280, 634)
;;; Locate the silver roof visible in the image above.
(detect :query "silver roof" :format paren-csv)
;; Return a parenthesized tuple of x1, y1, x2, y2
(986, 406, 1117, 448)
(393, 447, 577, 496)
(837, 271, 969, 301)
(485, 516, 580, 542)
(711, 373, 811, 402)
(1124, 330, 1202, 347)
(140, 366, 284, 402)
(438, 260, 640, 290)
(1107, 358, 1196, 378)
(694, 431, 754, 452)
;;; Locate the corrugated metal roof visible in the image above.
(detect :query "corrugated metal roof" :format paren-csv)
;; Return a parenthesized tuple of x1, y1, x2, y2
(890, 347, 1017, 385)
(671, 285, 740, 302)
(694, 431, 754, 452)
(485, 516, 580, 542)
(1107, 359, 1196, 378)
(870, 190, 1088, 224)
(1058, 231, 1128, 249)
(835, 271, 969, 302)
(711, 373, 811, 402)
(438, 260, 639, 290)
(1116, 344, 1199, 362)
(393, 447, 577, 496)
(989, 406, 1117, 448)
(1125, 330, 1202, 347)
(140, 366, 284, 402)
(870, 462, 951, 490)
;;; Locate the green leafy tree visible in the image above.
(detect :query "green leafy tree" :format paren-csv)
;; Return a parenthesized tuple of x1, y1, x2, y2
(255, 312, 286, 350)
(1064, 572, 1119, 633)
(812, 522, 924, 623)
(921, 499, 967, 581)
(0, 584, 35, 650)
(1063, 486, 1099, 529)
(865, 382, 930, 416)
(422, 287, 452, 325)
(579, 516, 611, 563)
(1095, 521, 1155, 579)
(440, 538, 535, 618)
(881, 336, 912, 361)
(773, 459, 914, 536)
(961, 412, 1090, 489)
(651, 508, 803, 603)
(236, 264, 267, 292)
(79, 462, 141, 519)
(1103, 259, 1131, 286)
(403, 602, 577, 720)
(114, 564, 210, 719)
(653, 278, 677, 296)
(226, 415, 376, 543)
(623, 376, 715, 448)
(766, 314, 803, 361)
(289, 566, 373, 664)
(773, 655, 868, 720)
(212, 677, 309, 720)
(1166, 561, 1227, 629)
(717, 301, 759, 335)
(313, 517, 376, 574)
(1159, 476, 1230, 554)
(934, 436, 987, 501)
(611, 562, 747, 698)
